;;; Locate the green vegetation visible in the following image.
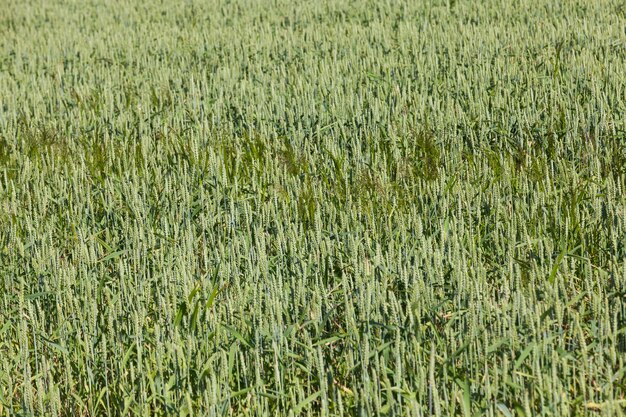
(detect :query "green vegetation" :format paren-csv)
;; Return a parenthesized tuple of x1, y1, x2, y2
(1, 0, 625, 415)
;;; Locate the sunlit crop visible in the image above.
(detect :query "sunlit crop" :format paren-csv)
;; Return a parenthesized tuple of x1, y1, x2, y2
(1, 0, 625, 415)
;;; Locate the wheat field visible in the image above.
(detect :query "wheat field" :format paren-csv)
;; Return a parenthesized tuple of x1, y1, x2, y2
(1, 0, 625, 415)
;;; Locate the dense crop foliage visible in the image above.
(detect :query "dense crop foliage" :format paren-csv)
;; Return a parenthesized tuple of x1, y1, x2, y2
(1, 0, 626, 415)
